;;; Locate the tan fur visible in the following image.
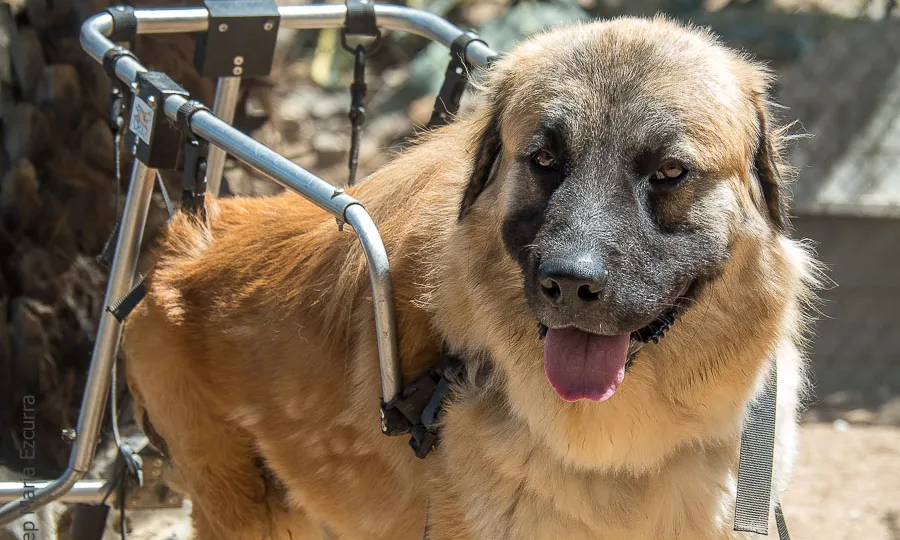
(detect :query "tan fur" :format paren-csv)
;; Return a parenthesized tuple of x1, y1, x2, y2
(123, 17, 818, 539)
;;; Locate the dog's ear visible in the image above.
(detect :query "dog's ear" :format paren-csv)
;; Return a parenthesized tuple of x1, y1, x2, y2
(458, 104, 502, 221)
(752, 95, 790, 233)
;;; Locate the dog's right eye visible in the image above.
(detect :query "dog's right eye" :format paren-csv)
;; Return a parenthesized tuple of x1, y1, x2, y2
(531, 149, 558, 171)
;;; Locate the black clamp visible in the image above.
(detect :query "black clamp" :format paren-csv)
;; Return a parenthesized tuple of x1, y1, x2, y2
(124, 72, 189, 169)
(344, 0, 378, 38)
(341, 0, 380, 186)
(108, 84, 130, 134)
(428, 32, 488, 128)
(176, 100, 211, 215)
(194, 0, 281, 78)
(106, 5, 138, 43)
(102, 46, 137, 80)
(380, 351, 464, 459)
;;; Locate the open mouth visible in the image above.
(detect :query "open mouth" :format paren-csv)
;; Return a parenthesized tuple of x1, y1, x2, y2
(537, 282, 697, 403)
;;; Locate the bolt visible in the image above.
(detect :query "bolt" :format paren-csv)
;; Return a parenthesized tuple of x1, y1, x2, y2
(131, 81, 139, 91)
(61, 429, 77, 442)
(232, 66, 243, 76)
(218, 23, 228, 32)
(263, 20, 274, 31)
(147, 95, 156, 106)
(332, 188, 344, 198)
(131, 143, 138, 155)
(233, 56, 244, 66)
(455, 67, 464, 75)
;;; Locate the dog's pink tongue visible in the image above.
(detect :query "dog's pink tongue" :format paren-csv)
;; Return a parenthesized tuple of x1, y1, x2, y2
(543, 328, 629, 402)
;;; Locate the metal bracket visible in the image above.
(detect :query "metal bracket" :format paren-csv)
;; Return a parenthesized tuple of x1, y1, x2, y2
(181, 138, 210, 213)
(124, 71, 189, 169)
(194, 0, 281, 77)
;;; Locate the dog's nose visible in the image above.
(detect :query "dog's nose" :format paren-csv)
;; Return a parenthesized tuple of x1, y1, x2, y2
(538, 255, 608, 305)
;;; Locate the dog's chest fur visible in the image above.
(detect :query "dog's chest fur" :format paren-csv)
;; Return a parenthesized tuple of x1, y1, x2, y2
(432, 394, 746, 540)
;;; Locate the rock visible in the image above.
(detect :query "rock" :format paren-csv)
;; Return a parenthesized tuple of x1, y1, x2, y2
(80, 118, 115, 170)
(0, 159, 40, 230)
(25, 0, 74, 31)
(74, 59, 111, 119)
(0, 5, 14, 83)
(311, 131, 348, 168)
(35, 64, 82, 126)
(832, 418, 851, 431)
(10, 27, 45, 99)
(3, 104, 50, 161)
(9, 297, 54, 388)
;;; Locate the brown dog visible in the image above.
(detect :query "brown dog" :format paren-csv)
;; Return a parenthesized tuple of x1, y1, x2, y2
(122, 16, 819, 539)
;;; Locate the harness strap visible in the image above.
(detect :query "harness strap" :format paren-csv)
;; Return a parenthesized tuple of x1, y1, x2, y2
(107, 276, 147, 323)
(427, 32, 488, 128)
(734, 359, 790, 539)
(344, 0, 378, 37)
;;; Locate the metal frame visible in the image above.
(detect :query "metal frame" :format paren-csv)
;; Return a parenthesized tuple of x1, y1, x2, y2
(0, 3, 496, 524)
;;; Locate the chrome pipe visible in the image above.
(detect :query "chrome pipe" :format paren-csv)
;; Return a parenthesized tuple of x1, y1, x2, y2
(166, 97, 362, 218)
(44, 2, 499, 522)
(126, 5, 497, 65)
(344, 204, 401, 401)
(0, 481, 110, 504)
(205, 77, 242, 197)
(135, 7, 209, 34)
(0, 162, 156, 525)
(82, 11, 402, 396)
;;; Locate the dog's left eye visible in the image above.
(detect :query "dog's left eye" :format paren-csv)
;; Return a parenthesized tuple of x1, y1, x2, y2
(654, 160, 688, 182)
(531, 149, 558, 170)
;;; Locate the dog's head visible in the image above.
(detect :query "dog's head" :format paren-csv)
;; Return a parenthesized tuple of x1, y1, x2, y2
(447, 18, 803, 432)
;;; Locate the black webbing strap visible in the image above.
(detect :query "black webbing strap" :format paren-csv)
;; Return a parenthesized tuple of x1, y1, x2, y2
(734, 359, 790, 539)
(428, 32, 487, 128)
(774, 502, 791, 540)
(107, 276, 147, 323)
(344, 0, 378, 37)
(106, 5, 138, 42)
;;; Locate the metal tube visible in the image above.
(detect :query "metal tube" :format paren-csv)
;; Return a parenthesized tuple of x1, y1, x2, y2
(135, 7, 209, 34)
(344, 204, 401, 401)
(126, 5, 497, 66)
(163, 96, 362, 218)
(0, 162, 157, 526)
(205, 77, 242, 197)
(0, 481, 110, 505)
(73, 161, 156, 471)
(162, 96, 404, 398)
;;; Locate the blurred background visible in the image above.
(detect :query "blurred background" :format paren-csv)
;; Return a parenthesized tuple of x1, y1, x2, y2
(0, 0, 898, 538)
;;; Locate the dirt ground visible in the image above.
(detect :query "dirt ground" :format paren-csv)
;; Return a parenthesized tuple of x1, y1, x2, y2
(3, 418, 895, 540)
(785, 422, 900, 540)
(110, 421, 900, 540)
